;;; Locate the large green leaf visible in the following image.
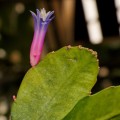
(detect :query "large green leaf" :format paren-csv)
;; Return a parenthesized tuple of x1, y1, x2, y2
(63, 86, 120, 120)
(11, 46, 99, 120)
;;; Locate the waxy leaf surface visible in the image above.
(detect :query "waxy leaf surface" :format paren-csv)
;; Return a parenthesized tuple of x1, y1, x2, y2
(11, 46, 99, 120)
(64, 86, 120, 120)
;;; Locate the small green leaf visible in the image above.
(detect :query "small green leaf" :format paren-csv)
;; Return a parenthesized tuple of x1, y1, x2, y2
(11, 46, 99, 120)
(63, 86, 120, 120)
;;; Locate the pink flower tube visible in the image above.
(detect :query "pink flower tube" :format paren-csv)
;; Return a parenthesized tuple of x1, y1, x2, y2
(30, 8, 54, 66)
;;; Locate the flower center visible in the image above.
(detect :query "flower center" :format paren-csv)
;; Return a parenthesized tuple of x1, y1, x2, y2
(40, 8, 47, 21)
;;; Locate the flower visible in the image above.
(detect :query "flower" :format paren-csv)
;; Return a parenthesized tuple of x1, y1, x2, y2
(30, 8, 54, 66)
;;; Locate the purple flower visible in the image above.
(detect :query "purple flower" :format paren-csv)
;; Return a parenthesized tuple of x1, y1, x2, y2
(30, 8, 54, 66)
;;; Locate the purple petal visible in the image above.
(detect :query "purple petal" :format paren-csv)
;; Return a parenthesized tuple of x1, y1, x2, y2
(36, 9, 41, 30)
(46, 11, 54, 21)
(36, 9, 41, 18)
(30, 11, 37, 30)
(49, 16, 55, 22)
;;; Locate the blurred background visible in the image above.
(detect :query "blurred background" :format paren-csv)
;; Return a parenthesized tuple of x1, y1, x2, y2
(0, 0, 120, 119)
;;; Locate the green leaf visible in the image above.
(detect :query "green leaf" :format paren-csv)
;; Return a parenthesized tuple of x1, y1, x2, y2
(110, 115, 120, 120)
(63, 86, 120, 120)
(11, 46, 99, 120)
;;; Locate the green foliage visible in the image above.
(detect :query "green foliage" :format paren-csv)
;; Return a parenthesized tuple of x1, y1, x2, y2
(11, 46, 99, 120)
(63, 86, 120, 120)
(11, 46, 120, 120)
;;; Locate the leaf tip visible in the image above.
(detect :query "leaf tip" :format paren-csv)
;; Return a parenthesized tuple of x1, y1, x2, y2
(88, 49, 98, 58)
(51, 51, 55, 53)
(78, 45, 98, 59)
(66, 45, 72, 50)
(78, 45, 82, 49)
(89, 91, 92, 95)
(13, 95, 17, 101)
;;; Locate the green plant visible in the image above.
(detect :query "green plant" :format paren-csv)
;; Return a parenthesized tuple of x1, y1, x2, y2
(11, 8, 120, 120)
(11, 46, 120, 120)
